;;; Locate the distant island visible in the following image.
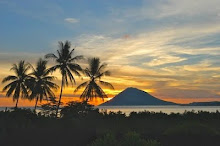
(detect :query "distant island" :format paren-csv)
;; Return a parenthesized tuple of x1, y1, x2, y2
(184, 101, 220, 106)
(101, 87, 220, 106)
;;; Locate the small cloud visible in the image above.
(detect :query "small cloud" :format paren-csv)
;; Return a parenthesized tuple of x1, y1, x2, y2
(122, 34, 131, 39)
(64, 17, 79, 24)
(144, 56, 187, 66)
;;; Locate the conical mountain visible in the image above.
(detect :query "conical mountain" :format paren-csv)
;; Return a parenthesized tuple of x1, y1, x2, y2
(101, 87, 176, 106)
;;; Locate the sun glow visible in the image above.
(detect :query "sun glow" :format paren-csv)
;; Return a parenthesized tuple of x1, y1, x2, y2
(143, 89, 154, 93)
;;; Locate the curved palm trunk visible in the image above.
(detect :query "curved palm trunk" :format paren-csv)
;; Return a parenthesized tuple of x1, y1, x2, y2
(34, 97, 39, 111)
(55, 76, 64, 117)
(15, 98, 19, 108)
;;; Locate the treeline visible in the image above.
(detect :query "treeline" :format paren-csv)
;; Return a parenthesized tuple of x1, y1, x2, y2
(0, 101, 220, 146)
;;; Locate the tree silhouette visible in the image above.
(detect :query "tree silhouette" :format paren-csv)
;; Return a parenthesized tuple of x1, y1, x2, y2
(74, 57, 114, 102)
(27, 58, 59, 110)
(2, 60, 30, 108)
(45, 41, 83, 117)
(40, 96, 60, 117)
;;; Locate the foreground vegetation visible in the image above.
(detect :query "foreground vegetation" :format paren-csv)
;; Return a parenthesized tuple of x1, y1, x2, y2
(0, 101, 220, 146)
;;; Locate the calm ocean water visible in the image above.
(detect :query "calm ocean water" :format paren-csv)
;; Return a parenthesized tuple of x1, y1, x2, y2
(1, 106, 220, 115)
(97, 105, 220, 115)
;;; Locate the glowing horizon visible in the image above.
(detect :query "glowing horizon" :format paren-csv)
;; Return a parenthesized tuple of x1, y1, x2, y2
(1, 86, 220, 107)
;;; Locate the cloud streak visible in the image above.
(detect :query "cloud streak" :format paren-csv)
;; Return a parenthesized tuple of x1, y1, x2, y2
(65, 18, 79, 24)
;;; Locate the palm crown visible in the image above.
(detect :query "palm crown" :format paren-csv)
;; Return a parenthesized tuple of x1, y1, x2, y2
(28, 58, 59, 110)
(45, 41, 83, 86)
(74, 57, 114, 102)
(2, 60, 30, 107)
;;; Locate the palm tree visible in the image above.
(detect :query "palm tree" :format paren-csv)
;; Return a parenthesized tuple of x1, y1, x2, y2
(45, 41, 83, 117)
(74, 57, 114, 102)
(28, 58, 59, 110)
(2, 60, 30, 108)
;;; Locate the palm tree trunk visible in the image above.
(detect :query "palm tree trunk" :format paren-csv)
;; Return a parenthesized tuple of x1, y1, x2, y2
(55, 76, 64, 117)
(15, 98, 19, 108)
(85, 98, 89, 104)
(34, 97, 39, 111)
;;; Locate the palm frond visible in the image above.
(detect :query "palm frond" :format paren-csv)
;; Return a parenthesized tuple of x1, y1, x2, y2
(5, 83, 16, 97)
(45, 53, 58, 59)
(67, 63, 82, 77)
(47, 65, 61, 73)
(28, 62, 36, 72)
(56, 49, 62, 60)
(95, 70, 111, 79)
(2, 76, 17, 83)
(70, 55, 84, 62)
(97, 63, 107, 73)
(74, 81, 88, 92)
(84, 68, 92, 77)
(44, 81, 59, 89)
(68, 48, 75, 60)
(93, 83, 108, 100)
(23, 64, 31, 73)
(11, 63, 19, 76)
(62, 72, 69, 86)
(66, 68, 76, 85)
(42, 76, 57, 81)
(58, 41, 64, 50)
(63, 41, 71, 50)
(21, 83, 28, 98)
(2, 81, 17, 92)
(80, 81, 108, 101)
(99, 80, 114, 89)
(103, 70, 111, 76)
(88, 58, 100, 76)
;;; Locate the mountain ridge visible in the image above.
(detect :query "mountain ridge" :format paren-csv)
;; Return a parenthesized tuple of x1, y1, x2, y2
(101, 87, 176, 106)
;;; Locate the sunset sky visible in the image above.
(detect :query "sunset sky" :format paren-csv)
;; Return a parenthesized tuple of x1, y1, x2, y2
(1, 0, 220, 106)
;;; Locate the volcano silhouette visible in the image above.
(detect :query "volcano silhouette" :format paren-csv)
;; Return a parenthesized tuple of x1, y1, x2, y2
(101, 87, 176, 106)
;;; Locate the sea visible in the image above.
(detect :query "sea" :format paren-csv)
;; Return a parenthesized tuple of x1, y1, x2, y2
(97, 105, 220, 116)
(1, 106, 220, 116)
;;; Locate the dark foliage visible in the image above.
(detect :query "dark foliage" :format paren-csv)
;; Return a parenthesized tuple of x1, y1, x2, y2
(39, 97, 61, 118)
(90, 131, 161, 146)
(0, 103, 220, 146)
(61, 101, 100, 119)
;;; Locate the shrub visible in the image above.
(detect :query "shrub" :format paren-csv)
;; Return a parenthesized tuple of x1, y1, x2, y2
(61, 101, 99, 119)
(120, 131, 160, 146)
(90, 131, 160, 146)
(90, 132, 117, 146)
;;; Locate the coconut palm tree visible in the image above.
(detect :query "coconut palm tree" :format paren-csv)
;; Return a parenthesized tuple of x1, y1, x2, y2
(2, 60, 30, 108)
(74, 57, 114, 102)
(27, 58, 59, 110)
(45, 41, 83, 117)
